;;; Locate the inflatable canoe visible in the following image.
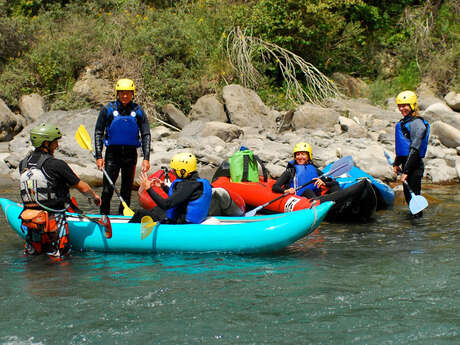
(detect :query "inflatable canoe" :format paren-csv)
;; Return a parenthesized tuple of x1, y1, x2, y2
(138, 168, 246, 216)
(323, 163, 395, 209)
(212, 176, 377, 222)
(0, 198, 333, 254)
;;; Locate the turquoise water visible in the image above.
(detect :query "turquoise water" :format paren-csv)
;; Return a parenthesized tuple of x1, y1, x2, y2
(1, 183, 460, 345)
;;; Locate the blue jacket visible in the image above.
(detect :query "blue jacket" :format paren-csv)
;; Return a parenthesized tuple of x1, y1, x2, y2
(166, 178, 212, 224)
(104, 101, 143, 147)
(289, 160, 319, 196)
(395, 117, 430, 158)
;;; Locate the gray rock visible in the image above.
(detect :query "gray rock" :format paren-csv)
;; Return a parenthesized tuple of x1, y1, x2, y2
(422, 103, 460, 130)
(222, 84, 274, 128)
(18, 94, 46, 123)
(331, 72, 369, 98)
(0, 99, 25, 142)
(431, 121, 460, 148)
(425, 158, 458, 183)
(444, 91, 460, 112)
(200, 122, 243, 143)
(416, 83, 444, 111)
(162, 104, 190, 129)
(293, 103, 340, 130)
(189, 94, 227, 123)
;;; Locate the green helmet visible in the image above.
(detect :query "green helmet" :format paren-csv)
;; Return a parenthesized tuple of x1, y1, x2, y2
(30, 123, 62, 148)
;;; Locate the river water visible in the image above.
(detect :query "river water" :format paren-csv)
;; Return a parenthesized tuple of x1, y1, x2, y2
(0, 180, 459, 345)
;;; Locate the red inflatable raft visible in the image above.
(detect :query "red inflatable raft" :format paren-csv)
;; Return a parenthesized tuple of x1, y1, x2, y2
(211, 176, 316, 213)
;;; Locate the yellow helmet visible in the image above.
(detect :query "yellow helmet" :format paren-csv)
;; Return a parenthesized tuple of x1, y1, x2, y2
(293, 142, 312, 159)
(170, 152, 197, 178)
(396, 90, 418, 111)
(115, 78, 135, 96)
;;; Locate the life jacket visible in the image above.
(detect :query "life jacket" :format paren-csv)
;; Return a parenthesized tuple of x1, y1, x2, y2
(229, 147, 268, 182)
(289, 160, 319, 196)
(395, 117, 430, 158)
(104, 101, 143, 147)
(166, 178, 212, 224)
(19, 151, 61, 209)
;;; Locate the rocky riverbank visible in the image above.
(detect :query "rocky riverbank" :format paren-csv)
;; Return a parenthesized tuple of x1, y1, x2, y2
(1, 84, 459, 187)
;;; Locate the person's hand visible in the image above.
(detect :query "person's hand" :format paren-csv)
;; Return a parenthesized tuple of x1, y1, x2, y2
(141, 160, 150, 173)
(151, 177, 162, 188)
(285, 187, 296, 194)
(96, 158, 104, 171)
(400, 173, 408, 183)
(93, 194, 102, 206)
(313, 178, 325, 188)
(393, 166, 400, 175)
(138, 172, 153, 191)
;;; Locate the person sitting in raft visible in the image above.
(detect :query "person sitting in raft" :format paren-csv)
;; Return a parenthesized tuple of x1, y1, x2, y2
(272, 142, 339, 198)
(130, 152, 212, 224)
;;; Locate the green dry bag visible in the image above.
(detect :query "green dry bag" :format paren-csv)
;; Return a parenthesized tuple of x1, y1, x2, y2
(229, 147, 268, 183)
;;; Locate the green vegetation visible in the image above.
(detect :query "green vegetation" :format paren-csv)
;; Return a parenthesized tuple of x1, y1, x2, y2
(0, 0, 458, 114)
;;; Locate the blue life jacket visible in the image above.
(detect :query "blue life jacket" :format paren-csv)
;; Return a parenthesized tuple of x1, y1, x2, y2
(104, 101, 143, 147)
(395, 117, 430, 158)
(166, 178, 212, 224)
(289, 160, 319, 196)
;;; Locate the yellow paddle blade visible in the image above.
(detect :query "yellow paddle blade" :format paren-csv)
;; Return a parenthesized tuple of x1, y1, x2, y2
(141, 215, 156, 240)
(122, 202, 135, 217)
(75, 125, 93, 151)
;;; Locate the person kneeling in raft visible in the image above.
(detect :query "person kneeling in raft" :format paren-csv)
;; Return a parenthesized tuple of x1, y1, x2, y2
(129, 152, 212, 224)
(272, 142, 340, 198)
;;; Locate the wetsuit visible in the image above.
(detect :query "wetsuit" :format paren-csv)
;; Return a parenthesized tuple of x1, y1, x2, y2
(95, 100, 151, 215)
(394, 116, 430, 213)
(272, 161, 339, 198)
(131, 172, 211, 224)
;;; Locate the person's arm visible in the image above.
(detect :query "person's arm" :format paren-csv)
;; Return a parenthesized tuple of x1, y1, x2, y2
(138, 106, 151, 172)
(74, 180, 101, 206)
(403, 119, 426, 175)
(94, 106, 108, 169)
(272, 168, 293, 194)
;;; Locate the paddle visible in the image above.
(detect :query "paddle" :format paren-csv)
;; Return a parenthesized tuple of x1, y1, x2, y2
(141, 215, 157, 240)
(384, 151, 428, 215)
(76, 213, 112, 239)
(244, 155, 354, 217)
(68, 197, 112, 238)
(75, 124, 135, 217)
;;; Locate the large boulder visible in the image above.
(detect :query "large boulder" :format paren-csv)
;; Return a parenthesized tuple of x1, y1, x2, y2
(327, 98, 401, 123)
(293, 103, 340, 130)
(416, 83, 444, 111)
(422, 103, 460, 130)
(161, 104, 190, 130)
(445, 91, 460, 112)
(222, 84, 275, 128)
(0, 99, 25, 142)
(72, 63, 112, 106)
(18, 94, 46, 123)
(425, 158, 458, 183)
(430, 121, 460, 148)
(331, 72, 369, 98)
(200, 121, 243, 143)
(189, 94, 227, 123)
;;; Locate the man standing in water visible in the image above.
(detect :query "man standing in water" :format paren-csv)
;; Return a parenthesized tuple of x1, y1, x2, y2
(94, 79, 151, 215)
(393, 90, 430, 218)
(19, 124, 101, 257)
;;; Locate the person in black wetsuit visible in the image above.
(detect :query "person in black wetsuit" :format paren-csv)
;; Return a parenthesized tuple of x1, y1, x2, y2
(129, 152, 212, 224)
(272, 142, 339, 198)
(19, 124, 101, 257)
(94, 78, 151, 215)
(393, 90, 430, 218)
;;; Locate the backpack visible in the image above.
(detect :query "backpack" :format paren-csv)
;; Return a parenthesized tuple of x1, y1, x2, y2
(229, 147, 267, 182)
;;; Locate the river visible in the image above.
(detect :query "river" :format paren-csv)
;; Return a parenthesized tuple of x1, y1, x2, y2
(0, 180, 459, 345)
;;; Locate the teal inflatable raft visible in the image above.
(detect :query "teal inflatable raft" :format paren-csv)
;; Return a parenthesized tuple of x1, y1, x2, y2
(0, 198, 333, 254)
